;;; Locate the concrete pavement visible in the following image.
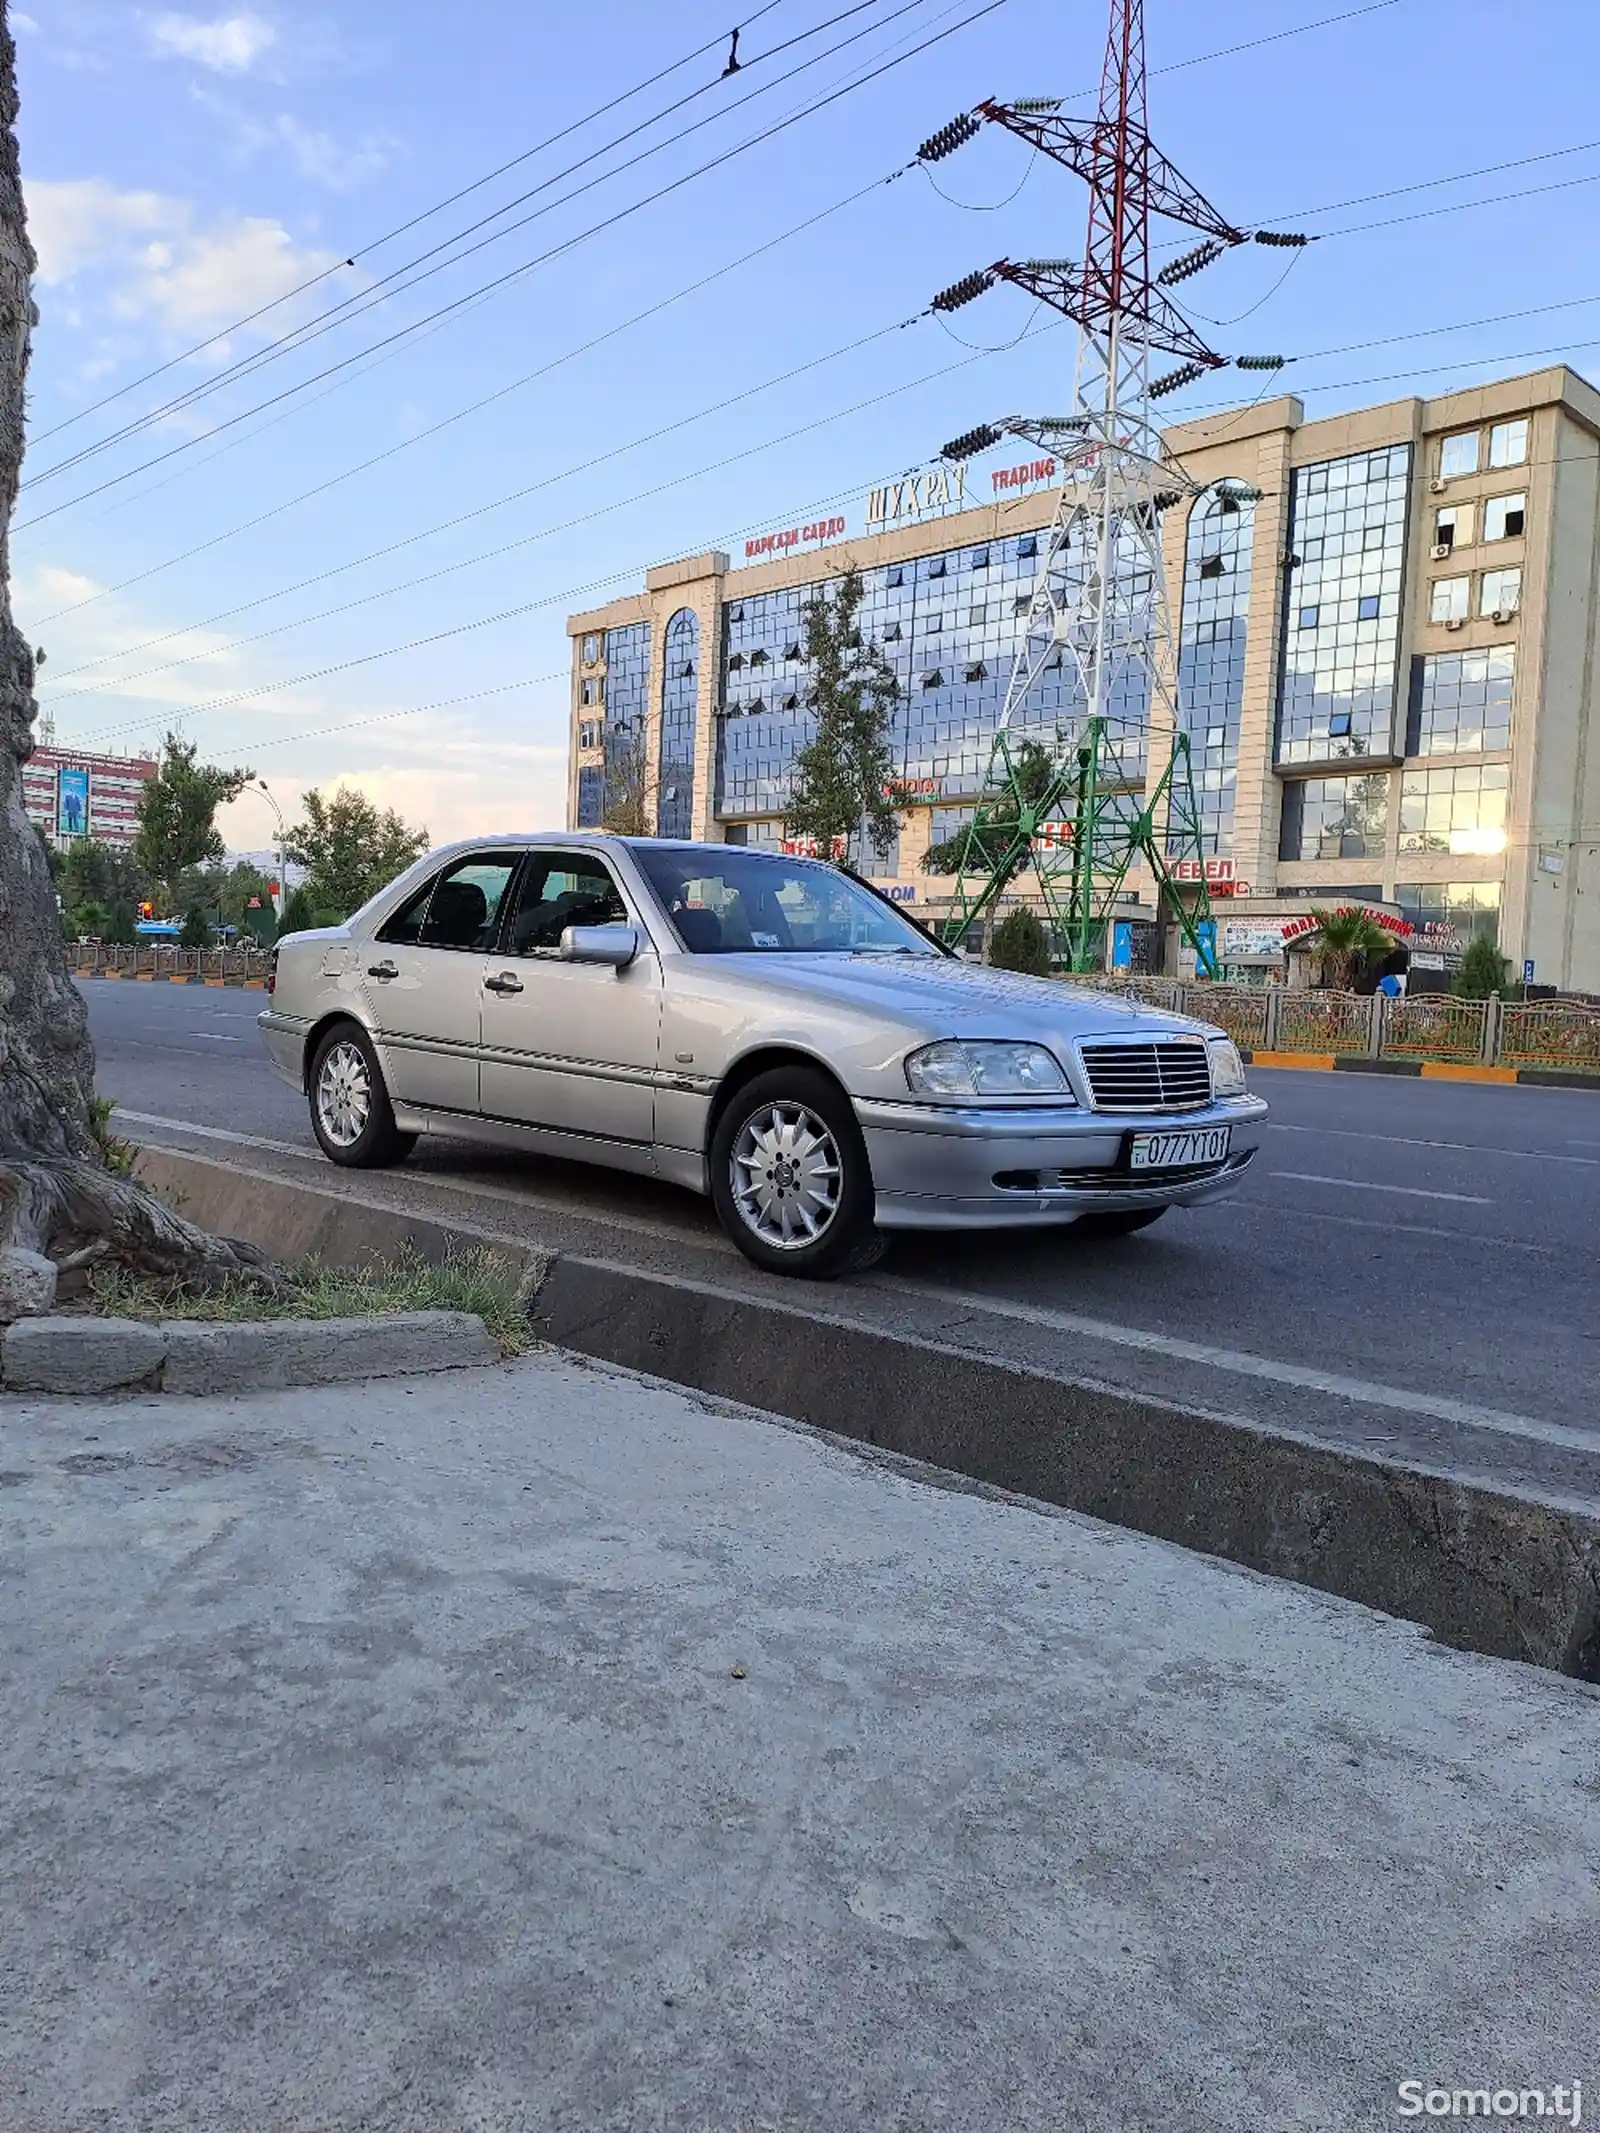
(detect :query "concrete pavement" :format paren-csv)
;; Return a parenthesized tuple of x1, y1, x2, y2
(3, 1352, 1598, 2132)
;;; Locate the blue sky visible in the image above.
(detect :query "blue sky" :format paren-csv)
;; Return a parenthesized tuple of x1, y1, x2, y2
(12, 0, 1599, 853)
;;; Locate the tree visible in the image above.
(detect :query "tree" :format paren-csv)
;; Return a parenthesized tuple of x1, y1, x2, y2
(783, 566, 904, 867)
(599, 719, 655, 836)
(285, 787, 429, 920)
(988, 907, 1053, 976)
(61, 837, 145, 913)
(277, 885, 317, 939)
(922, 740, 1060, 881)
(1305, 905, 1395, 990)
(133, 735, 252, 907)
(1452, 933, 1509, 1000)
(0, 18, 270, 1298)
(179, 905, 211, 950)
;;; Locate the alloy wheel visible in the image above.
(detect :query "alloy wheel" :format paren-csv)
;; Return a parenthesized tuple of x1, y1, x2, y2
(729, 1100, 843, 1250)
(316, 1040, 372, 1149)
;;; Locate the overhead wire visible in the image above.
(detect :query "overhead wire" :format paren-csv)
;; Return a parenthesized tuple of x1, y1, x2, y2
(23, 0, 947, 493)
(27, 0, 793, 452)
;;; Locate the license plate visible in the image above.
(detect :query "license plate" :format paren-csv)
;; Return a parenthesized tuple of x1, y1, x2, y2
(1128, 1126, 1231, 1171)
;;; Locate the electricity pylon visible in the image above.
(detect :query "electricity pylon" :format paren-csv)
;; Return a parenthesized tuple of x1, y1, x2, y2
(916, 0, 1303, 971)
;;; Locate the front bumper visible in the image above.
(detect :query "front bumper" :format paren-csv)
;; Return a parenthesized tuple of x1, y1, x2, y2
(855, 1092, 1268, 1231)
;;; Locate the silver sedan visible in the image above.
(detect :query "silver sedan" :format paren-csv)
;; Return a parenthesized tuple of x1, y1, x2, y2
(260, 833, 1266, 1277)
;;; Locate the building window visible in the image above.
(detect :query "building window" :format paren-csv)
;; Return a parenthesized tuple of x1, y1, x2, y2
(1489, 418, 1528, 468)
(1394, 879, 1501, 955)
(1483, 493, 1525, 542)
(971, 548, 990, 569)
(1276, 444, 1410, 765)
(1439, 432, 1479, 478)
(965, 661, 987, 682)
(728, 652, 744, 670)
(1016, 536, 1038, 560)
(1179, 481, 1255, 855)
(581, 634, 600, 665)
(926, 558, 946, 578)
(921, 670, 944, 690)
(1430, 576, 1470, 624)
(923, 615, 942, 639)
(1199, 555, 1225, 580)
(579, 676, 603, 707)
(1433, 504, 1469, 552)
(656, 607, 701, 838)
(578, 720, 602, 751)
(883, 622, 902, 642)
(783, 641, 802, 660)
(968, 605, 987, 626)
(1398, 761, 1509, 855)
(1480, 566, 1521, 617)
(886, 568, 904, 589)
(1013, 594, 1032, 614)
(1408, 647, 1514, 756)
(1278, 772, 1391, 861)
(728, 604, 744, 622)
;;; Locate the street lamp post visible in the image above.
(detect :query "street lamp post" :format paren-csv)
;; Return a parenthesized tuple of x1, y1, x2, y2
(249, 780, 287, 918)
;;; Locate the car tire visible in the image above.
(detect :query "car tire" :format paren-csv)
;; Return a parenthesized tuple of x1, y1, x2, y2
(710, 1066, 878, 1279)
(1073, 1207, 1167, 1240)
(308, 1022, 416, 1169)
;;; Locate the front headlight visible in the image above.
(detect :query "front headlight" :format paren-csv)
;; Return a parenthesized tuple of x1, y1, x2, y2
(905, 1039, 1072, 1099)
(1206, 1035, 1248, 1098)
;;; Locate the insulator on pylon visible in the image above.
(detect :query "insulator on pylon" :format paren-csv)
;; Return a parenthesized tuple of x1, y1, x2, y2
(1018, 257, 1078, 274)
(917, 111, 982, 163)
(1236, 354, 1286, 371)
(940, 423, 1004, 463)
(1010, 96, 1063, 114)
(931, 268, 995, 312)
(1255, 230, 1310, 247)
(1149, 361, 1209, 400)
(1156, 239, 1226, 287)
(1151, 489, 1184, 513)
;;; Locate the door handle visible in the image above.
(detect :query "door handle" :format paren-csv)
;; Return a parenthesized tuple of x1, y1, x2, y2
(484, 972, 524, 995)
(366, 960, 398, 980)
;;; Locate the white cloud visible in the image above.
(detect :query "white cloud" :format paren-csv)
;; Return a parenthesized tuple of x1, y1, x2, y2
(26, 177, 353, 340)
(12, 12, 40, 32)
(149, 11, 277, 72)
(274, 115, 395, 191)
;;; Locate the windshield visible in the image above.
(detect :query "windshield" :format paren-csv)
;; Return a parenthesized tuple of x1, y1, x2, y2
(630, 845, 945, 957)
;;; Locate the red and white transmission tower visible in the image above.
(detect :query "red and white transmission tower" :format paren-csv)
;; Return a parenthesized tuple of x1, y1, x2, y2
(918, 0, 1304, 969)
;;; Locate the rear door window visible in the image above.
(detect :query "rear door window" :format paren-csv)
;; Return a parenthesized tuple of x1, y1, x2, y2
(378, 854, 519, 951)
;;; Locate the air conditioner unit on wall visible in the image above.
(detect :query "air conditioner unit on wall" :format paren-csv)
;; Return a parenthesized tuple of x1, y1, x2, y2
(1444, 616, 1466, 631)
(1491, 608, 1515, 625)
(1430, 542, 1452, 559)
(1429, 477, 1448, 494)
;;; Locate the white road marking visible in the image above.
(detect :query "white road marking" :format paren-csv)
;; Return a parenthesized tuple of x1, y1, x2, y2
(194, 1033, 242, 1042)
(114, 1110, 733, 1252)
(1266, 1120, 1600, 1167)
(1205, 1199, 1560, 1256)
(1271, 1171, 1492, 1205)
(870, 1279, 1594, 1456)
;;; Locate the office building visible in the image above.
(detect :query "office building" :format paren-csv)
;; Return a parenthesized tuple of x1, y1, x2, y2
(22, 744, 157, 852)
(568, 365, 1600, 989)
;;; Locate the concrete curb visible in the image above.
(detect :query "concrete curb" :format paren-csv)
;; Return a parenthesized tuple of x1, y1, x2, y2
(1, 1308, 498, 1396)
(72, 970, 268, 989)
(1241, 1048, 1600, 1089)
(122, 1143, 1600, 1679)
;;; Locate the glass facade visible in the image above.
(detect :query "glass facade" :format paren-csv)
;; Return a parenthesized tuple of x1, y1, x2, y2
(1407, 648, 1514, 756)
(656, 607, 699, 839)
(1277, 444, 1411, 765)
(1398, 761, 1509, 856)
(712, 526, 1149, 826)
(576, 765, 603, 828)
(600, 620, 649, 825)
(1395, 879, 1501, 951)
(1177, 484, 1254, 854)
(1278, 770, 1391, 861)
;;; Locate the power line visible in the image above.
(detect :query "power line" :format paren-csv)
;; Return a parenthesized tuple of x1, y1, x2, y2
(26, 0, 792, 452)
(24, 0, 939, 492)
(44, 312, 926, 704)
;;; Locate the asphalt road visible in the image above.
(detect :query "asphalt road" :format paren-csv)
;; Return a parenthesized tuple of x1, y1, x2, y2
(83, 978, 1600, 1485)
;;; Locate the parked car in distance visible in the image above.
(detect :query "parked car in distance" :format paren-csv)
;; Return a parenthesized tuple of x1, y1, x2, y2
(260, 834, 1267, 1277)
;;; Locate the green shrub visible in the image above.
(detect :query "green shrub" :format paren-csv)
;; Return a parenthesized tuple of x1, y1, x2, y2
(179, 904, 211, 949)
(989, 907, 1053, 976)
(1451, 934, 1509, 999)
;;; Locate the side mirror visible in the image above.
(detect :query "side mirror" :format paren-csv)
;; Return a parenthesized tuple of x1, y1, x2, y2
(560, 923, 639, 970)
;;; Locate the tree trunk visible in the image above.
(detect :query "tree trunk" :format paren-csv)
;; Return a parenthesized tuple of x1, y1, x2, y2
(0, 5, 272, 1301)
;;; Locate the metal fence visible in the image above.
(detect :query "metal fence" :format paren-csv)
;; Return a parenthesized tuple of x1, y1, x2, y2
(68, 943, 272, 981)
(1062, 972, 1599, 1072)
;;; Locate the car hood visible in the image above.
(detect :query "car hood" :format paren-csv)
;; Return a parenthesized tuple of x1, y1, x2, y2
(695, 953, 1210, 1040)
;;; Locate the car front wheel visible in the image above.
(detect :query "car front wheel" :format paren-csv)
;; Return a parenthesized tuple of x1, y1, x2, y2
(710, 1067, 881, 1279)
(308, 1023, 416, 1169)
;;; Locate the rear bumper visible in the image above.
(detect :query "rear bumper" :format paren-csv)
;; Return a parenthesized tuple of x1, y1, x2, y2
(855, 1092, 1267, 1232)
(258, 1009, 309, 1090)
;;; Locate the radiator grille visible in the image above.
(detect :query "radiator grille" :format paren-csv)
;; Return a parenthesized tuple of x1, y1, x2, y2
(1078, 1039, 1211, 1113)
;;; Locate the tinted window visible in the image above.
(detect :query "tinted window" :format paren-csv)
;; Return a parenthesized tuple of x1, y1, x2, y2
(505, 852, 628, 956)
(380, 854, 517, 951)
(631, 846, 941, 957)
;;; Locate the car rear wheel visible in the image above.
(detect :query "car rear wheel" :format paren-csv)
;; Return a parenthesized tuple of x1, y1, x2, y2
(710, 1067, 881, 1279)
(309, 1023, 416, 1169)
(1073, 1207, 1167, 1240)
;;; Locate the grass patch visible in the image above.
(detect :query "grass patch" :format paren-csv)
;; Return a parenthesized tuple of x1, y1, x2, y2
(87, 1244, 535, 1356)
(91, 1097, 136, 1177)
